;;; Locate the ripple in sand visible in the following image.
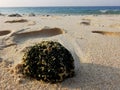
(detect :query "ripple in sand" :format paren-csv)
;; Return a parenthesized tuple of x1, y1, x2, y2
(0, 30, 11, 36)
(11, 27, 65, 43)
(5, 19, 28, 23)
(80, 21, 90, 25)
(8, 14, 22, 17)
(80, 19, 91, 26)
(92, 31, 120, 37)
(15, 27, 64, 36)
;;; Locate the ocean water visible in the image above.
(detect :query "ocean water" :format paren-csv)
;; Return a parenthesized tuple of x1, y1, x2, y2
(0, 6, 120, 15)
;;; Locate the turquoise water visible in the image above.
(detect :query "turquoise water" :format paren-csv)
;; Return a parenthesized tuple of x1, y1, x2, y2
(0, 6, 120, 15)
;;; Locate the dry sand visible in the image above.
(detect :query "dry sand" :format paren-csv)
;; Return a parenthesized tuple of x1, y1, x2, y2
(0, 15, 120, 90)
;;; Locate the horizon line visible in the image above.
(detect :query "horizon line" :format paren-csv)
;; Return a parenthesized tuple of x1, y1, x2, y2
(0, 5, 120, 8)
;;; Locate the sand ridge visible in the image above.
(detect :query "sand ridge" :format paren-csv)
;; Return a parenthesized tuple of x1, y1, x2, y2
(4, 18, 36, 27)
(80, 19, 91, 25)
(13, 27, 64, 36)
(0, 30, 11, 36)
(8, 27, 65, 44)
(92, 31, 120, 37)
(5, 19, 28, 23)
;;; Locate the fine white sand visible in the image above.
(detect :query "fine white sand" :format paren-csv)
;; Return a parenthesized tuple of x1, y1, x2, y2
(0, 15, 120, 90)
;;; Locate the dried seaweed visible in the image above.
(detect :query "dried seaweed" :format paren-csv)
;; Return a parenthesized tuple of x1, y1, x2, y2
(22, 41, 75, 83)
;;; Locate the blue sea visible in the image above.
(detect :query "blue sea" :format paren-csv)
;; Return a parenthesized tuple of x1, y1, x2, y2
(0, 6, 120, 15)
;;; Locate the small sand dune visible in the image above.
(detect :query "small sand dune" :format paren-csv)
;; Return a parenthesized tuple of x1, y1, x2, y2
(80, 19, 91, 25)
(8, 14, 22, 17)
(80, 21, 90, 25)
(5, 19, 28, 23)
(92, 31, 120, 37)
(0, 30, 11, 36)
(14, 27, 64, 36)
(10, 28, 64, 43)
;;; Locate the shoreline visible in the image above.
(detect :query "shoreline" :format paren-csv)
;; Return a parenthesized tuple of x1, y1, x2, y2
(1, 11, 120, 17)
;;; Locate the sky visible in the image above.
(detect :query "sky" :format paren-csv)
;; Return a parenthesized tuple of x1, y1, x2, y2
(0, 0, 120, 7)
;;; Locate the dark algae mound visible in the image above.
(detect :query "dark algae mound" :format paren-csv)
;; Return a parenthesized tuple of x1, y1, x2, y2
(22, 41, 75, 83)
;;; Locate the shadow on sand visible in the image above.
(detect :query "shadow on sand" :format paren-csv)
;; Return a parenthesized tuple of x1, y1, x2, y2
(60, 52, 120, 90)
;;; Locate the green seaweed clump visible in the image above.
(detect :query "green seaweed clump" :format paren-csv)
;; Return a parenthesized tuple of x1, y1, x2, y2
(22, 41, 74, 83)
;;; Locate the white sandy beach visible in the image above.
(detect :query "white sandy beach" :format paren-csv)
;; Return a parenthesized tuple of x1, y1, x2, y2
(0, 15, 120, 90)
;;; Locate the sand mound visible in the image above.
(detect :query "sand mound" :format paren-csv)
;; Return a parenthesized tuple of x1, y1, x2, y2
(92, 31, 120, 37)
(8, 14, 22, 17)
(10, 28, 64, 43)
(80, 19, 91, 25)
(14, 27, 64, 36)
(5, 19, 28, 23)
(80, 21, 90, 25)
(0, 30, 11, 36)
